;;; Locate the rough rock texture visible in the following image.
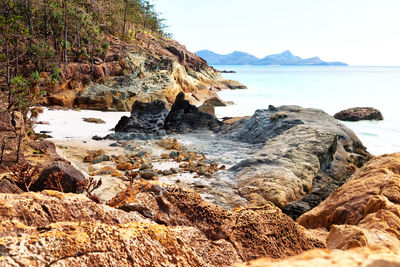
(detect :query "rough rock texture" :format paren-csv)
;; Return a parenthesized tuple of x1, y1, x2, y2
(298, 154, 400, 251)
(224, 105, 371, 217)
(42, 36, 246, 111)
(164, 92, 223, 133)
(236, 248, 400, 267)
(334, 107, 383, 121)
(32, 162, 86, 193)
(115, 100, 168, 135)
(0, 186, 324, 266)
(111, 184, 324, 261)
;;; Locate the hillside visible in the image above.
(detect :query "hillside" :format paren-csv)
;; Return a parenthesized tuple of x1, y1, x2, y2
(196, 50, 348, 66)
(0, 0, 245, 111)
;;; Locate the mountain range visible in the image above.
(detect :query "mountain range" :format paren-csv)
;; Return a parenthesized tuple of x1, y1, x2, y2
(195, 50, 348, 66)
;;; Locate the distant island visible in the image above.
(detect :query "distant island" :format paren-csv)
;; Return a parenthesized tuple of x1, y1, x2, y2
(196, 50, 348, 66)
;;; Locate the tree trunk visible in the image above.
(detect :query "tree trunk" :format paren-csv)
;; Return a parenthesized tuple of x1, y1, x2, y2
(123, 0, 128, 35)
(14, 42, 19, 76)
(0, 141, 5, 165)
(16, 128, 22, 163)
(43, 0, 48, 44)
(27, 0, 33, 48)
(6, 42, 12, 110)
(63, 0, 68, 64)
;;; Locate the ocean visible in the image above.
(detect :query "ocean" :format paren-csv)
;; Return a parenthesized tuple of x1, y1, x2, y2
(214, 65, 400, 156)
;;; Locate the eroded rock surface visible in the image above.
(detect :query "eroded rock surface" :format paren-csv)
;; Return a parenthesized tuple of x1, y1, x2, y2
(224, 105, 371, 217)
(164, 92, 223, 133)
(42, 36, 246, 111)
(236, 247, 400, 267)
(334, 107, 383, 121)
(298, 153, 400, 251)
(111, 184, 324, 261)
(115, 100, 168, 135)
(0, 185, 324, 266)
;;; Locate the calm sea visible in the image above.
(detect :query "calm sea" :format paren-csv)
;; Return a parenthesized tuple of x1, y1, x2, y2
(214, 65, 400, 155)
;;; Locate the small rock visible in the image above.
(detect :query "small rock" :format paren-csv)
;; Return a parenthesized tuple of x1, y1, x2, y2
(140, 170, 156, 180)
(160, 153, 169, 159)
(170, 168, 179, 174)
(92, 154, 110, 164)
(92, 135, 103, 141)
(82, 118, 106, 124)
(270, 112, 288, 121)
(116, 163, 133, 171)
(140, 162, 153, 170)
(169, 151, 179, 158)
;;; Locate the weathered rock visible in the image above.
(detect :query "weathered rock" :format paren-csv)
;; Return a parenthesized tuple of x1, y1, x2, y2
(92, 154, 111, 164)
(164, 92, 223, 133)
(224, 106, 371, 217)
(115, 100, 168, 136)
(0, 178, 24, 194)
(198, 104, 216, 117)
(0, 191, 244, 266)
(82, 117, 106, 124)
(43, 36, 246, 111)
(236, 247, 400, 267)
(334, 107, 383, 121)
(32, 162, 86, 193)
(204, 96, 228, 107)
(298, 154, 400, 251)
(112, 184, 324, 261)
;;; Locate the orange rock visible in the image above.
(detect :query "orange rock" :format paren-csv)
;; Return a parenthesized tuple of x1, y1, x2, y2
(116, 163, 133, 171)
(298, 153, 400, 251)
(83, 155, 93, 163)
(160, 153, 169, 159)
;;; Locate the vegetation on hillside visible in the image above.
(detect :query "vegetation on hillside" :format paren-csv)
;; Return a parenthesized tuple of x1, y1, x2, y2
(0, 0, 169, 163)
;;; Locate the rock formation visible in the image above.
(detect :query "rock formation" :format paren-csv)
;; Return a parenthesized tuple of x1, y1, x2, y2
(115, 100, 168, 135)
(236, 247, 400, 267)
(0, 184, 323, 266)
(41, 36, 246, 111)
(164, 92, 223, 133)
(224, 105, 371, 217)
(334, 107, 384, 121)
(297, 153, 400, 251)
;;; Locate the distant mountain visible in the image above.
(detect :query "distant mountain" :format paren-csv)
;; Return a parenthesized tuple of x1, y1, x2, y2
(195, 49, 348, 66)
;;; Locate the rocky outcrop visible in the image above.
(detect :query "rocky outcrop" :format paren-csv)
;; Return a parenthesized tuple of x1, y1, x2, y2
(164, 92, 223, 133)
(109, 184, 324, 261)
(224, 105, 371, 217)
(334, 107, 383, 121)
(297, 154, 400, 251)
(0, 184, 323, 266)
(42, 36, 246, 111)
(115, 100, 168, 135)
(236, 248, 400, 267)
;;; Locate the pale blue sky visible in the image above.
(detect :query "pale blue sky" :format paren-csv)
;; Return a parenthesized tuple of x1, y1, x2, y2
(153, 0, 400, 66)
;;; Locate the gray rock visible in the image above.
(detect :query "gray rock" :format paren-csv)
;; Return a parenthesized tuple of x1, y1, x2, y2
(92, 154, 111, 164)
(115, 100, 168, 136)
(226, 105, 371, 218)
(164, 92, 223, 133)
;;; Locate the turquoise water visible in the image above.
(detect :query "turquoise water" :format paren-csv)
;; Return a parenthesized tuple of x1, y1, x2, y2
(214, 65, 400, 155)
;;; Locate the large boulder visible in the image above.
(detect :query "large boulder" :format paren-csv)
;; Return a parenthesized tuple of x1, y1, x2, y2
(32, 162, 86, 193)
(224, 105, 371, 217)
(334, 107, 383, 121)
(164, 92, 223, 133)
(297, 153, 400, 251)
(115, 100, 168, 135)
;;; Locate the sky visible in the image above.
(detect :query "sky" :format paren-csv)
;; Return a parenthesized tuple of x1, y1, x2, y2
(153, 0, 400, 66)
